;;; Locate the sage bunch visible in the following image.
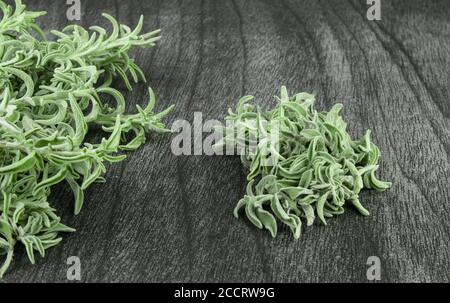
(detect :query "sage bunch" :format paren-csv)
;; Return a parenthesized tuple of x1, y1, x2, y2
(0, 0, 173, 277)
(216, 87, 391, 238)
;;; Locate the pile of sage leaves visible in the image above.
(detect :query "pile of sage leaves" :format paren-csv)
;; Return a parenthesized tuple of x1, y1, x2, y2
(216, 87, 391, 238)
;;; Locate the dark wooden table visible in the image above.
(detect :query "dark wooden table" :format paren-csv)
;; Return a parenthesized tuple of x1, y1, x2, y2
(3, 0, 450, 283)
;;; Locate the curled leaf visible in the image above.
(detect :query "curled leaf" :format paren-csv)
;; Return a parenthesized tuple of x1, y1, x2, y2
(225, 87, 390, 239)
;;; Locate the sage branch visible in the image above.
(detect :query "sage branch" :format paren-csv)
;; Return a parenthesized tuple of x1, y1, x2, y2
(0, 0, 173, 277)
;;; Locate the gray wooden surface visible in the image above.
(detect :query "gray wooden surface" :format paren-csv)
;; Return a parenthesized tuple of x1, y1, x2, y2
(3, 0, 450, 283)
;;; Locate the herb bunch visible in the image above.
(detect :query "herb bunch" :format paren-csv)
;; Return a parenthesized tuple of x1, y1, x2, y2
(0, 0, 173, 277)
(217, 87, 391, 238)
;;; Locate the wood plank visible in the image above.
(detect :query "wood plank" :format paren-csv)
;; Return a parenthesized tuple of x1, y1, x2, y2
(2, 0, 449, 282)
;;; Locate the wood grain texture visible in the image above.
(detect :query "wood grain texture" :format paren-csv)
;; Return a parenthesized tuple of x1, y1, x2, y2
(2, 0, 450, 283)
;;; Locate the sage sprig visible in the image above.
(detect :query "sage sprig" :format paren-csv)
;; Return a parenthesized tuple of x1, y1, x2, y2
(216, 87, 391, 239)
(0, 0, 173, 277)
